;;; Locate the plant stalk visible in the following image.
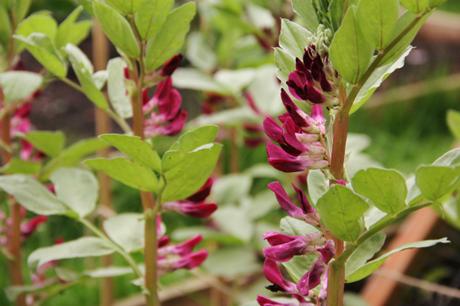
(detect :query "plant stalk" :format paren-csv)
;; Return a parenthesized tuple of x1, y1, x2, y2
(129, 18, 160, 305)
(92, 20, 114, 306)
(1, 89, 26, 306)
(327, 84, 350, 306)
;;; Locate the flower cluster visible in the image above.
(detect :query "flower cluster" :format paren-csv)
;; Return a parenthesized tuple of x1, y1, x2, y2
(257, 183, 334, 305)
(259, 45, 335, 305)
(143, 55, 188, 137)
(156, 217, 208, 274)
(163, 178, 217, 218)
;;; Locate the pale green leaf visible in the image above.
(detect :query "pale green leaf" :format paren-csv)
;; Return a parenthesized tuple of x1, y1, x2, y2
(292, 0, 318, 32)
(135, 0, 173, 40)
(56, 6, 92, 48)
(317, 186, 369, 241)
(28, 237, 114, 267)
(346, 238, 449, 282)
(24, 131, 65, 157)
(65, 44, 109, 110)
(104, 213, 144, 252)
(145, 2, 196, 71)
(345, 233, 386, 278)
(172, 68, 230, 95)
(0, 158, 41, 175)
(0, 71, 42, 103)
(213, 207, 253, 242)
(330, 7, 373, 84)
(352, 168, 407, 214)
(307, 170, 328, 204)
(100, 134, 161, 172)
(279, 19, 313, 58)
(211, 174, 252, 205)
(357, 0, 398, 50)
(84, 158, 158, 192)
(416, 166, 460, 201)
(280, 216, 319, 236)
(0, 175, 67, 215)
(93, 0, 140, 58)
(50, 168, 98, 218)
(107, 57, 132, 118)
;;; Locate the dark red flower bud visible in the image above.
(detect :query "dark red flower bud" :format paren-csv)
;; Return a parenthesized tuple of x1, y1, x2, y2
(161, 54, 183, 77)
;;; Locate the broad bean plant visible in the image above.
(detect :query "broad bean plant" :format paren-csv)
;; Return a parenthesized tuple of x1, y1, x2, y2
(0, 0, 459, 306)
(256, 0, 458, 306)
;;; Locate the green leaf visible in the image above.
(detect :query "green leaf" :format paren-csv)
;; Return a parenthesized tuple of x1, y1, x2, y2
(84, 158, 158, 192)
(0, 158, 41, 175)
(274, 48, 295, 82)
(14, 33, 67, 77)
(213, 207, 253, 242)
(380, 12, 429, 66)
(307, 169, 328, 204)
(166, 125, 219, 161)
(0, 175, 67, 215)
(186, 32, 217, 72)
(400, 0, 431, 13)
(280, 216, 319, 236)
(16, 13, 57, 42)
(0, 6, 11, 48)
(211, 174, 252, 205)
(107, 57, 132, 118)
(104, 213, 144, 252)
(28, 237, 114, 267)
(345, 232, 386, 278)
(352, 168, 407, 214)
(317, 186, 369, 242)
(105, 0, 143, 15)
(416, 166, 460, 201)
(65, 44, 109, 110)
(145, 2, 196, 71)
(292, 0, 318, 32)
(330, 7, 373, 84)
(100, 134, 161, 172)
(56, 6, 92, 48)
(350, 48, 411, 114)
(346, 238, 449, 283)
(162, 143, 222, 202)
(172, 68, 231, 95)
(279, 19, 313, 59)
(134, 0, 173, 40)
(433, 148, 460, 167)
(203, 247, 260, 278)
(92, 0, 140, 58)
(283, 254, 318, 283)
(41, 138, 108, 179)
(357, 0, 398, 50)
(447, 110, 460, 140)
(50, 168, 98, 218)
(13, 0, 31, 24)
(0, 71, 42, 103)
(24, 131, 65, 157)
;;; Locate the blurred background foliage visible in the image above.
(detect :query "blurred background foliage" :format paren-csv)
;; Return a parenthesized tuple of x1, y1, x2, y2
(1, 0, 460, 305)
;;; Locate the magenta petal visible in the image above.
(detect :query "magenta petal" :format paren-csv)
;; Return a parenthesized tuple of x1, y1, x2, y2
(21, 215, 47, 238)
(263, 259, 296, 293)
(297, 260, 325, 296)
(173, 250, 208, 269)
(292, 184, 315, 214)
(266, 143, 306, 173)
(161, 54, 183, 76)
(257, 296, 293, 306)
(280, 89, 308, 128)
(264, 237, 307, 262)
(267, 181, 305, 218)
(187, 178, 213, 203)
(317, 240, 335, 264)
(264, 117, 284, 143)
(264, 232, 297, 245)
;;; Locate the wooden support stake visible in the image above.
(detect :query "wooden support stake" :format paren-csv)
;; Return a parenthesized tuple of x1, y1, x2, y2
(92, 20, 114, 306)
